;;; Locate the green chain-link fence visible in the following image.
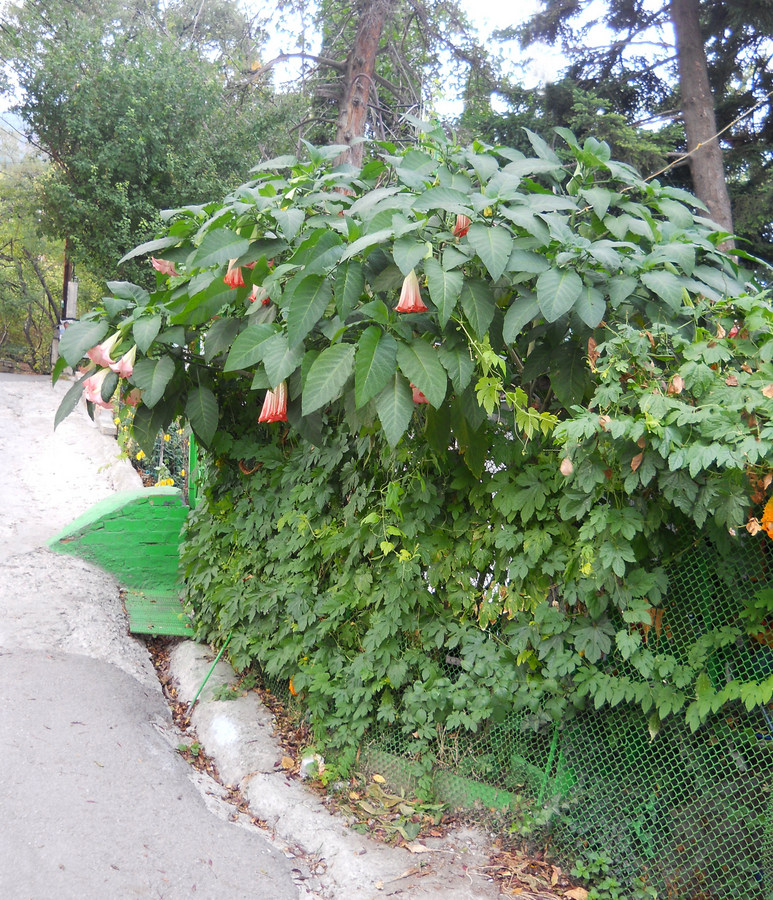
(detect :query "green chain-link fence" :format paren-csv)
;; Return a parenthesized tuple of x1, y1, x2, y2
(362, 533, 773, 898)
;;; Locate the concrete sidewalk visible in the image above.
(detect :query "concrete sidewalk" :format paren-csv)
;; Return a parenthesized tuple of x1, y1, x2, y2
(0, 374, 299, 900)
(0, 374, 505, 900)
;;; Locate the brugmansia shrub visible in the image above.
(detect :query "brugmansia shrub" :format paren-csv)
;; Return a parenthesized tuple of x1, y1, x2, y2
(55, 122, 773, 770)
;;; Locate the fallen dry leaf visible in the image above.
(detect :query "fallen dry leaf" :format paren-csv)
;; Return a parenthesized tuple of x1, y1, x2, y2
(725, 374, 739, 386)
(386, 866, 422, 882)
(280, 756, 294, 770)
(403, 842, 436, 854)
(372, 773, 386, 784)
(565, 888, 589, 900)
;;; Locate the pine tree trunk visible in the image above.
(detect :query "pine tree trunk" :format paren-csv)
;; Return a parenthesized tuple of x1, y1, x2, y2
(670, 0, 734, 240)
(334, 0, 394, 169)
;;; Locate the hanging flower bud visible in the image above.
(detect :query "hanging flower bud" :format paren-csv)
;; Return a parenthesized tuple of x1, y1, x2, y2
(411, 384, 429, 404)
(258, 381, 288, 423)
(110, 345, 137, 378)
(83, 368, 114, 409)
(249, 285, 270, 306)
(452, 214, 471, 238)
(224, 259, 245, 289)
(395, 269, 427, 313)
(87, 332, 121, 368)
(151, 257, 179, 277)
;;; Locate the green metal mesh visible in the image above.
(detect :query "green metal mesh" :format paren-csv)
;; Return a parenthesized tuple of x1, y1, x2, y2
(363, 533, 773, 899)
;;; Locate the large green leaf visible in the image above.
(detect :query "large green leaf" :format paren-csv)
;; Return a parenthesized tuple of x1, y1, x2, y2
(549, 342, 589, 409)
(608, 275, 638, 307)
(355, 326, 397, 408)
(425, 258, 463, 328)
(506, 249, 550, 275)
(396, 340, 447, 408)
(335, 261, 365, 320)
(340, 228, 396, 262)
(437, 344, 474, 393)
(169, 283, 232, 326)
(185, 386, 219, 447)
(524, 128, 562, 164)
(190, 227, 250, 269)
(580, 187, 613, 219)
(131, 400, 175, 457)
(465, 223, 513, 282)
(204, 318, 241, 363)
(223, 323, 276, 371)
(575, 284, 606, 328)
(641, 270, 686, 312)
(302, 343, 355, 415)
(59, 320, 108, 367)
(286, 275, 332, 347)
(375, 373, 414, 447)
(105, 281, 150, 307)
(503, 292, 541, 343)
(392, 236, 428, 276)
(411, 187, 473, 216)
(133, 316, 162, 353)
(54, 374, 88, 430)
(460, 278, 496, 339)
(131, 355, 175, 408)
(262, 333, 305, 387)
(119, 235, 182, 265)
(536, 268, 583, 322)
(272, 207, 305, 241)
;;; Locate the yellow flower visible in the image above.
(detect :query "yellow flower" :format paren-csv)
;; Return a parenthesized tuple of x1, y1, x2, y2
(163, 433, 171, 442)
(180, 469, 186, 477)
(113, 417, 120, 425)
(136, 450, 146, 460)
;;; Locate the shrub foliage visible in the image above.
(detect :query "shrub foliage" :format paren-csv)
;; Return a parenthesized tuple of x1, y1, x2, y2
(56, 123, 773, 768)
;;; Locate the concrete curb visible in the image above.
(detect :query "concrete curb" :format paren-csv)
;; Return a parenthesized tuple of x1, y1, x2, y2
(169, 641, 500, 900)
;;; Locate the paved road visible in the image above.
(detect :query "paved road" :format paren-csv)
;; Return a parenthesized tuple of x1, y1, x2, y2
(0, 374, 299, 900)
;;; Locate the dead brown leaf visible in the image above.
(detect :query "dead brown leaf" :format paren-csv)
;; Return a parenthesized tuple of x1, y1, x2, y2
(403, 842, 436, 854)
(667, 374, 684, 395)
(587, 337, 599, 368)
(631, 452, 643, 472)
(565, 888, 589, 900)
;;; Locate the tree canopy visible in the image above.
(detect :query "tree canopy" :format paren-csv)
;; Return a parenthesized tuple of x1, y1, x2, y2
(0, 0, 303, 281)
(515, 0, 773, 259)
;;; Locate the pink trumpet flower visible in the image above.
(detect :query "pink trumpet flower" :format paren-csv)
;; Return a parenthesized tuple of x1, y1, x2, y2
(83, 368, 114, 410)
(395, 269, 428, 313)
(258, 381, 288, 423)
(110, 345, 137, 378)
(411, 384, 429, 404)
(452, 214, 471, 238)
(151, 257, 179, 277)
(224, 259, 245, 289)
(87, 332, 121, 367)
